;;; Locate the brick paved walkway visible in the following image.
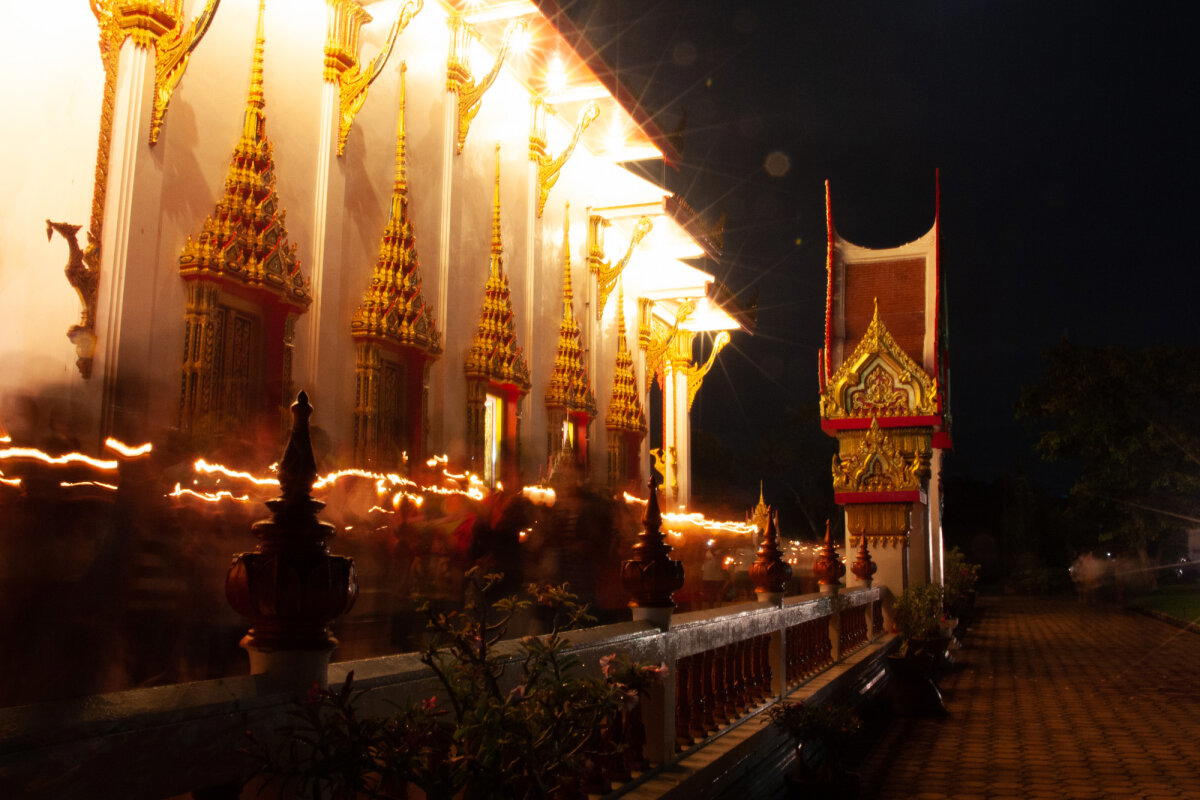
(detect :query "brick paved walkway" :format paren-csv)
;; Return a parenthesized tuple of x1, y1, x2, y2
(860, 596, 1200, 800)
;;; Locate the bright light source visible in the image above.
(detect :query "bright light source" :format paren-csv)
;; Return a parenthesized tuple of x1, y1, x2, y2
(510, 25, 533, 56)
(605, 118, 625, 155)
(545, 54, 567, 93)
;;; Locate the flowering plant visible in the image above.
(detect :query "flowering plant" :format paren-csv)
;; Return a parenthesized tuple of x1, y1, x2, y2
(942, 547, 981, 611)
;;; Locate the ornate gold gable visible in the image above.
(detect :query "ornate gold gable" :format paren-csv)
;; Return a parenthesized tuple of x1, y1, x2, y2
(831, 419, 926, 494)
(177, 0, 307, 435)
(605, 286, 646, 435)
(350, 65, 440, 357)
(820, 301, 937, 420)
(178, 0, 310, 312)
(545, 207, 594, 416)
(464, 147, 530, 391)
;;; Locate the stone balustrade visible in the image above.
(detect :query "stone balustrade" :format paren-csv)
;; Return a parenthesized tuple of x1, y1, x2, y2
(0, 586, 888, 799)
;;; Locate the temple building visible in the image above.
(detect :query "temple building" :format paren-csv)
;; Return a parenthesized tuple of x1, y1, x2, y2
(0, 0, 747, 498)
(819, 177, 952, 590)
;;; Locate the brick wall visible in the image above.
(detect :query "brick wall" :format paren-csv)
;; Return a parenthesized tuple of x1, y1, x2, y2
(839, 256, 927, 369)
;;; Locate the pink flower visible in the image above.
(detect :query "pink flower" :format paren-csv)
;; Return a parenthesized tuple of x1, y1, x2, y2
(599, 653, 617, 678)
(648, 663, 669, 678)
(509, 684, 526, 699)
(422, 696, 438, 711)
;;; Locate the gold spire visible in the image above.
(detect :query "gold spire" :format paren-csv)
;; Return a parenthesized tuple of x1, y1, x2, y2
(546, 204, 595, 415)
(178, 0, 309, 311)
(465, 146, 530, 390)
(393, 62, 408, 196)
(350, 63, 440, 356)
(244, 0, 266, 137)
(750, 481, 770, 534)
(490, 144, 503, 257)
(605, 283, 646, 434)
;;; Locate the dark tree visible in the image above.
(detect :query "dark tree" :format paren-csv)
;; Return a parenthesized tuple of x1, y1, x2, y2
(1018, 341, 1200, 558)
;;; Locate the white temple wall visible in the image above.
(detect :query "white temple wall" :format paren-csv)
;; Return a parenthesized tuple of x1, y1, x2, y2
(0, 1, 105, 443)
(0, 0, 706, 489)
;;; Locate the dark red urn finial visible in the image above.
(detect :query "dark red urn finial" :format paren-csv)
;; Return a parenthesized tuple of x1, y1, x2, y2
(812, 519, 846, 589)
(621, 472, 684, 608)
(851, 534, 877, 585)
(749, 510, 792, 595)
(226, 392, 359, 655)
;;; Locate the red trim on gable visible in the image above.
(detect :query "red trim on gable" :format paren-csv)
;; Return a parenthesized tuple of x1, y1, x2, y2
(835, 490, 924, 505)
(821, 415, 942, 432)
(822, 180, 835, 389)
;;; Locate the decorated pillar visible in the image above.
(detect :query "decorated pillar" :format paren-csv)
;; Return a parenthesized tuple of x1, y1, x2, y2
(544, 206, 595, 475)
(177, 0, 311, 442)
(349, 65, 441, 468)
(819, 178, 952, 593)
(302, 0, 420, 400)
(605, 284, 647, 492)
(464, 147, 530, 488)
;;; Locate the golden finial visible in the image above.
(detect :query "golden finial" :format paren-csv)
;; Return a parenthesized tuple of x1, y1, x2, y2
(605, 279, 646, 434)
(561, 202, 573, 306)
(546, 202, 594, 415)
(244, 0, 267, 138)
(490, 144, 503, 258)
(616, 281, 628, 339)
(394, 62, 408, 197)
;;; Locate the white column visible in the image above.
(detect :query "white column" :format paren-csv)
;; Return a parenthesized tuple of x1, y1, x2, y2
(429, 92, 457, 454)
(95, 37, 165, 441)
(672, 361, 690, 507)
(523, 158, 540, 478)
(300, 78, 340, 397)
(928, 448, 944, 584)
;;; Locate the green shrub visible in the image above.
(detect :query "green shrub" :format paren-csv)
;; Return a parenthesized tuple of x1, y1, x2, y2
(891, 583, 945, 643)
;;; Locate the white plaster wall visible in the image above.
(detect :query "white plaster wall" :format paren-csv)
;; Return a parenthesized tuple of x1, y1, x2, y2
(0, 0, 683, 482)
(0, 1, 105, 441)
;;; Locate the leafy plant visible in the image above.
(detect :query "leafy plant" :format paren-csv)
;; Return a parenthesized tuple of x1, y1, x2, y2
(891, 583, 945, 644)
(252, 568, 666, 800)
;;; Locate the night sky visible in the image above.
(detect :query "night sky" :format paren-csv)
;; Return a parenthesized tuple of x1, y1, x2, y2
(560, 0, 1200, 501)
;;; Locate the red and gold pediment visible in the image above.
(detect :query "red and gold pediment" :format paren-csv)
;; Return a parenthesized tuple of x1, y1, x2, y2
(820, 302, 937, 420)
(831, 418, 926, 494)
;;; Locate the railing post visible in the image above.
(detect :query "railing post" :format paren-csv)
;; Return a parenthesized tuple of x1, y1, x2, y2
(641, 668, 676, 766)
(813, 519, 846, 598)
(814, 520, 845, 662)
(852, 538, 878, 638)
(225, 391, 359, 689)
(622, 473, 683, 764)
(748, 511, 791, 697)
(621, 473, 684, 630)
(750, 511, 791, 606)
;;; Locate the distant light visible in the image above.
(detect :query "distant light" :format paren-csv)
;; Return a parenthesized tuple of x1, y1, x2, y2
(764, 151, 791, 177)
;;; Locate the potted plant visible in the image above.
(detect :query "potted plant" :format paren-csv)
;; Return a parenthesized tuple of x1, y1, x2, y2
(942, 547, 981, 630)
(768, 701, 862, 800)
(251, 568, 666, 799)
(884, 583, 949, 716)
